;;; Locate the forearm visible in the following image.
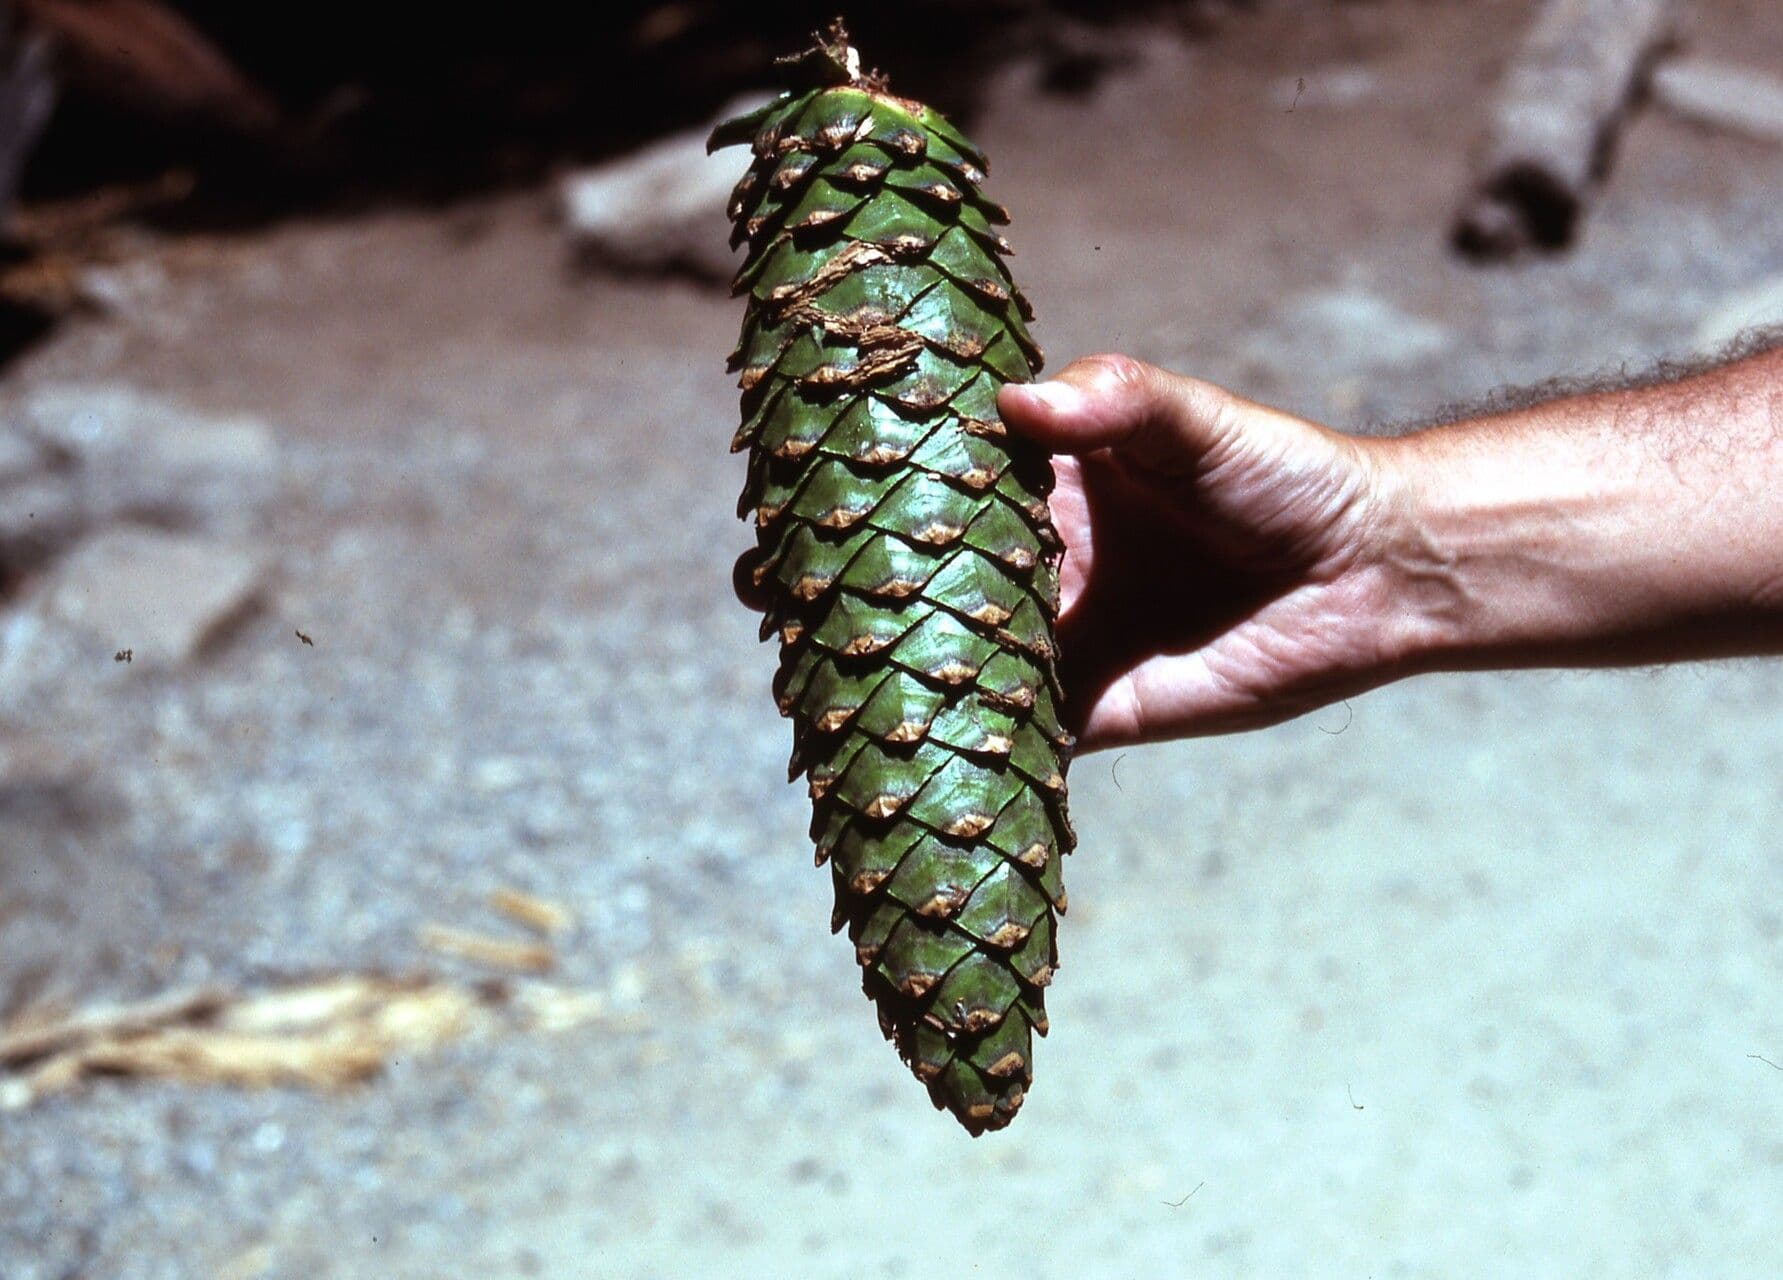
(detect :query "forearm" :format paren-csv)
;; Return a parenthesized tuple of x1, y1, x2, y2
(1375, 342, 1783, 672)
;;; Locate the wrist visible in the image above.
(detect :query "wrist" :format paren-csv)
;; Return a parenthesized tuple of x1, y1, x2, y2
(1348, 345, 1783, 679)
(1358, 414, 1640, 674)
(1351, 430, 1476, 677)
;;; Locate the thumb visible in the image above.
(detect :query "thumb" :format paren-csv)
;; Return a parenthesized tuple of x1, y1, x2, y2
(996, 353, 1240, 471)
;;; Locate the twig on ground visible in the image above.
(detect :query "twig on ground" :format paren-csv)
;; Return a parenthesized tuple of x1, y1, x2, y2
(1453, 0, 1676, 258)
(488, 887, 575, 936)
(0, 972, 616, 1110)
(0, 985, 226, 1067)
(417, 923, 555, 974)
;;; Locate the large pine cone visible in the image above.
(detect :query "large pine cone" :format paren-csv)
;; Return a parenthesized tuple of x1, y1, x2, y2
(713, 24, 1074, 1135)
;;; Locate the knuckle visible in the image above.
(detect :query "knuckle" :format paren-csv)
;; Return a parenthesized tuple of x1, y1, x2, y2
(1073, 352, 1152, 394)
(1176, 375, 1240, 442)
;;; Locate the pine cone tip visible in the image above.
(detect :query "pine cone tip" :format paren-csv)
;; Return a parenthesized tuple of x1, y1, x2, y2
(774, 18, 890, 92)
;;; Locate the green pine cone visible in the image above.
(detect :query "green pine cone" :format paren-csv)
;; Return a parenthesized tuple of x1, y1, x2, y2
(713, 23, 1075, 1135)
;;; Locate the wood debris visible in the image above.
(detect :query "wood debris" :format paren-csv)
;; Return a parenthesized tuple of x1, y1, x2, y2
(488, 886, 576, 936)
(0, 972, 613, 1111)
(0, 984, 227, 1066)
(416, 923, 556, 974)
(1453, 0, 1676, 258)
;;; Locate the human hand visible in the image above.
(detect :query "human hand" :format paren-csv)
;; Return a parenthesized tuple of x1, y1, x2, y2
(997, 354, 1416, 751)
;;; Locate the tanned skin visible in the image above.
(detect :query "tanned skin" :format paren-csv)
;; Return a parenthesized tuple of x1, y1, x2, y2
(992, 335, 1783, 750)
(734, 333, 1783, 753)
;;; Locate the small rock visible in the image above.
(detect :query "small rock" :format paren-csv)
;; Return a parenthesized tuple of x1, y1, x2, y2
(470, 756, 527, 793)
(12, 384, 279, 536)
(559, 93, 770, 281)
(75, 258, 173, 318)
(36, 528, 266, 668)
(1692, 275, 1783, 355)
(609, 961, 648, 1005)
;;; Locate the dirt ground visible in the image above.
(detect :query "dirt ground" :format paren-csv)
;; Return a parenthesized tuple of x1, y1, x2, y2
(2, 2, 1781, 1276)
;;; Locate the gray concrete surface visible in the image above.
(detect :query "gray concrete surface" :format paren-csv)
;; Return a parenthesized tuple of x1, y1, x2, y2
(1, 2, 1779, 1276)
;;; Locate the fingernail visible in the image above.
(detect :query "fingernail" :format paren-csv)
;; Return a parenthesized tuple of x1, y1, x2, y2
(1020, 380, 1084, 414)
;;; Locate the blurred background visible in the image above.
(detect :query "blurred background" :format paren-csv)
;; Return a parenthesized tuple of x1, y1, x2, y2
(0, 1, 1779, 1276)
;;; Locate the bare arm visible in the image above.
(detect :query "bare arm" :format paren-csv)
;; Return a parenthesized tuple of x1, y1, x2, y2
(990, 335, 1783, 750)
(1380, 342, 1783, 673)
